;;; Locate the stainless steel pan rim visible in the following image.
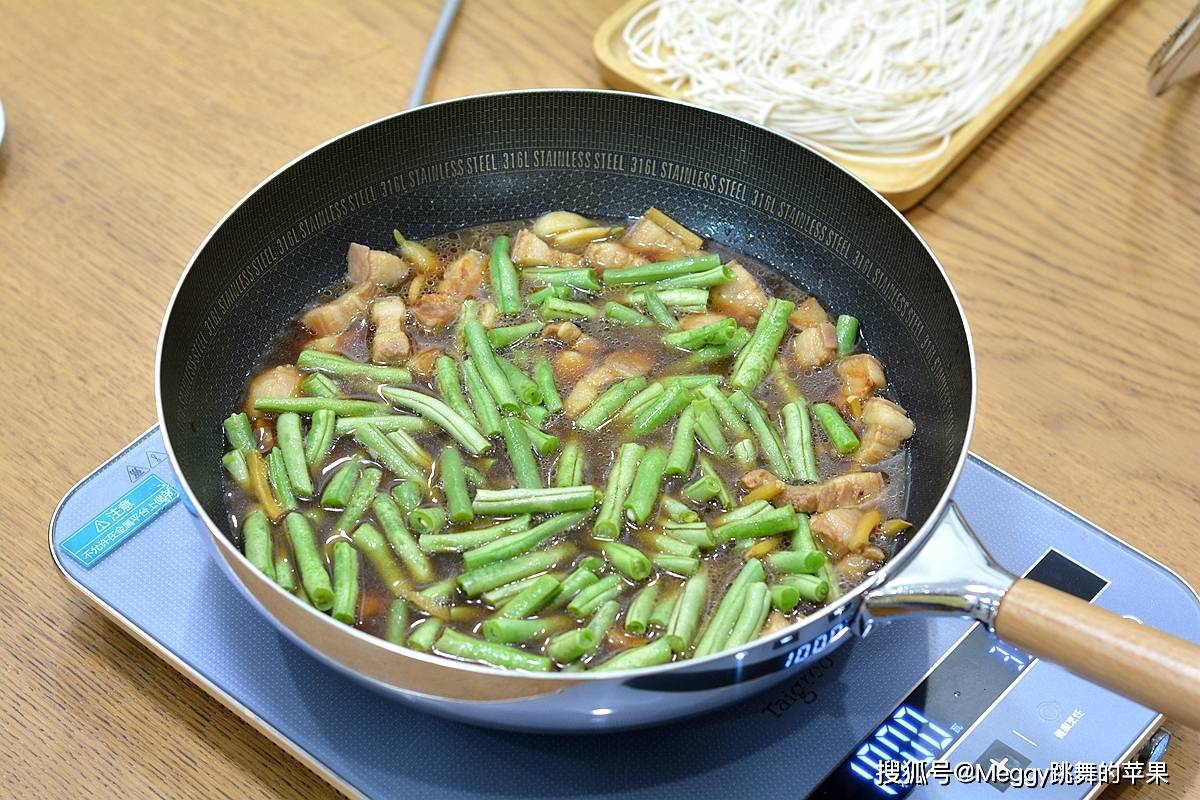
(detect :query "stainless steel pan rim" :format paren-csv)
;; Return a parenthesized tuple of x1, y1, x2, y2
(154, 87, 977, 683)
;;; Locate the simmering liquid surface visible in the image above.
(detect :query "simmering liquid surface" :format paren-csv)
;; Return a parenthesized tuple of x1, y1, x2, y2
(223, 214, 912, 669)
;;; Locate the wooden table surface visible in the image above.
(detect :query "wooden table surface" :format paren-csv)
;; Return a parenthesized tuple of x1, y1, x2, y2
(2, 0, 1197, 797)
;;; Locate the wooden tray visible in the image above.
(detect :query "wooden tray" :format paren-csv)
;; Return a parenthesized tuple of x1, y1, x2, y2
(594, 0, 1125, 210)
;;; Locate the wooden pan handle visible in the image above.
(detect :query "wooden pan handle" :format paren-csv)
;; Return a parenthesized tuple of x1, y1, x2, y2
(994, 579, 1200, 729)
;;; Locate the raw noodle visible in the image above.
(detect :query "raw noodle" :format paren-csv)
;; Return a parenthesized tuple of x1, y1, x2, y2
(623, 0, 1086, 163)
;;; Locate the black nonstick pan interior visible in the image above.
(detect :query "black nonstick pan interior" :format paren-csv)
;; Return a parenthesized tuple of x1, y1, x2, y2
(158, 90, 972, 550)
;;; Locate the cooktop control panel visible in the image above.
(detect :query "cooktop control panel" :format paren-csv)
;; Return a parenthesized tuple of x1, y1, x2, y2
(812, 550, 1122, 798)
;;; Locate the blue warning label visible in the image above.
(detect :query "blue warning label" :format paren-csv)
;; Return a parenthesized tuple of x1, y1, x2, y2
(60, 475, 180, 567)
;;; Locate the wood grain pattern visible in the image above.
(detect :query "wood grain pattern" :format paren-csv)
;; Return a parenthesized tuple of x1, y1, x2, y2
(593, 0, 1127, 209)
(0, 0, 1196, 797)
(996, 580, 1200, 730)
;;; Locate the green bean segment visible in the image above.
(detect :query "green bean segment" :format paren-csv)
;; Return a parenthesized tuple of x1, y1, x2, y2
(320, 457, 360, 509)
(224, 450, 250, 488)
(618, 382, 665, 421)
(241, 510, 275, 580)
(408, 619, 443, 652)
(665, 570, 708, 652)
(266, 448, 297, 511)
(457, 543, 575, 597)
(628, 382, 691, 438)
(653, 554, 700, 576)
(304, 409, 336, 468)
(439, 446, 474, 525)
(568, 574, 622, 617)
(297, 350, 412, 384)
(604, 301, 653, 326)
(489, 235, 521, 316)
(603, 541, 652, 581)
(782, 399, 819, 482)
(224, 412, 255, 451)
(665, 406, 697, 477)
(661, 497, 700, 523)
(463, 320, 520, 413)
(521, 267, 600, 291)
(418, 515, 531, 553)
(372, 493, 434, 582)
(302, 372, 339, 398)
(487, 321, 543, 349)
(352, 523, 405, 597)
(576, 376, 647, 431)
(664, 522, 714, 549)
(500, 416, 541, 489)
(435, 356, 480, 429)
(436, 628, 551, 672)
(526, 284, 571, 307)
(836, 314, 859, 357)
(603, 255, 721, 285)
(539, 297, 598, 319)
(782, 573, 830, 603)
(770, 584, 801, 612)
(384, 600, 410, 644)
(497, 356, 542, 406)
(592, 638, 675, 671)
(381, 387, 491, 456)
(624, 446, 669, 525)
(641, 290, 678, 329)
(730, 390, 793, 480)
(716, 505, 798, 540)
(594, 443, 645, 540)
(285, 513, 333, 610)
(551, 564, 602, 609)
(483, 573, 558, 606)
(554, 440, 584, 487)
(334, 415, 428, 434)
(391, 479, 423, 513)
(625, 584, 658, 633)
(813, 402, 860, 455)
(693, 560, 764, 658)
(330, 541, 360, 625)
(461, 359, 503, 437)
(649, 594, 677, 629)
(472, 486, 599, 516)
(533, 359, 563, 414)
(729, 297, 794, 392)
(546, 627, 598, 663)
(496, 574, 561, 619)
(463, 511, 587, 571)
(409, 506, 447, 537)
(352, 425, 423, 482)
(483, 615, 569, 644)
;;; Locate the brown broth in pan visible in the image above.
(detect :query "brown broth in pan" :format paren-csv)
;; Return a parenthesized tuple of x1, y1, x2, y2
(223, 213, 912, 670)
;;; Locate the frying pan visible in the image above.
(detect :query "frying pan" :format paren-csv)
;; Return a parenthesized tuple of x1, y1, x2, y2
(157, 90, 1200, 732)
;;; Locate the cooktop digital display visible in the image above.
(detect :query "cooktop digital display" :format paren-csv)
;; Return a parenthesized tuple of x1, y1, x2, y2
(810, 549, 1107, 798)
